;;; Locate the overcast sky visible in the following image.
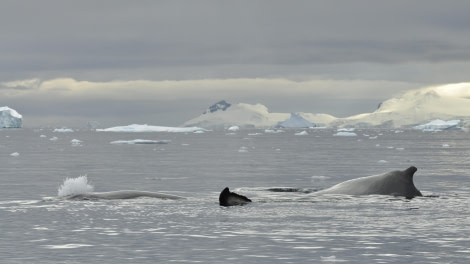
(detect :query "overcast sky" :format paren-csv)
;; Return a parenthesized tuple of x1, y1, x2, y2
(1, 1, 470, 127)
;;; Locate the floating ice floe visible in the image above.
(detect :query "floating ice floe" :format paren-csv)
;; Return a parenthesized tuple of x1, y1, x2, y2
(333, 128, 357, 136)
(97, 124, 206, 133)
(110, 139, 171, 145)
(10, 152, 20, 157)
(413, 119, 461, 132)
(338, 128, 355, 132)
(264, 129, 285, 134)
(333, 131, 357, 136)
(53, 128, 74, 132)
(295, 131, 308, 136)
(49, 136, 58, 141)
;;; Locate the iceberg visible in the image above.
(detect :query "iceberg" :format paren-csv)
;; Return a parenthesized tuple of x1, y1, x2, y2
(333, 128, 358, 136)
(275, 113, 316, 128)
(96, 124, 207, 133)
(0, 106, 22, 128)
(54, 128, 74, 132)
(110, 139, 171, 145)
(413, 119, 461, 132)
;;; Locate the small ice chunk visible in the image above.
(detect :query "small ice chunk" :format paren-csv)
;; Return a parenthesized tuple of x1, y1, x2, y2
(238, 146, 249, 153)
(265, 129, 285, 133)
(295, 131, 308, 136)
(227, 125, 240, 131)
(10, 152, 20, 157)
(71, 139, 83, 146)
(320, 255, 337, 262)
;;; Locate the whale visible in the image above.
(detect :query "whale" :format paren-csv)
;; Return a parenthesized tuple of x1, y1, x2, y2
(67, 190, 186, 200)
(313, 166, 422, 198)
(219, 187, 252, 206)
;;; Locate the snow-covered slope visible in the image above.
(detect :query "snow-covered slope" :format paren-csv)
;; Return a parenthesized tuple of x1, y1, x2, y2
(0, 106, 22, 128)
(183, 101, 290, 129)
(183, 83, 470, 129)
(334, 83, 470, 128)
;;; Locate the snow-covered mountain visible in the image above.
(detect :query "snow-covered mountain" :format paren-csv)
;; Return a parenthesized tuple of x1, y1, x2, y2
(334, 83, 470, 128)
(183, 101, 289, 129)
(0, 106, 22, 128)
(183, 83, 470, 129)
(183, 100, 337, 129)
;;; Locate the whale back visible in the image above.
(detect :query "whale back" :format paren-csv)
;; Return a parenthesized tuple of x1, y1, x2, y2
(68, 190, 186, 200)
(314, 166, 422, 198)
(219, 187, 252, 206)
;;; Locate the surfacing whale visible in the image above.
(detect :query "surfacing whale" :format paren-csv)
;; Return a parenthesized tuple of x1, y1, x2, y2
(219, 187, 252, 206)
(67, 190, 186, 200)
(313, 166, 422, 198)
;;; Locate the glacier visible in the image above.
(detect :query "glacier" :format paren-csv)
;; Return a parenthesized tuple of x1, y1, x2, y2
(0, 106, 22, 128)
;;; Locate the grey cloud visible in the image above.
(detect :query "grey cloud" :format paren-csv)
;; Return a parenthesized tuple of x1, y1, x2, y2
(2, 1, 470, 127)
(2, 0, 470, 80)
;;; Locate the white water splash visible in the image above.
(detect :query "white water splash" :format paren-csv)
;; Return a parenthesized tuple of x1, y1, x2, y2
(57, 175, 94, 197)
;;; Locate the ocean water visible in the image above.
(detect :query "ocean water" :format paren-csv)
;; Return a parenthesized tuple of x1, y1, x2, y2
(1, 128, 469, 263)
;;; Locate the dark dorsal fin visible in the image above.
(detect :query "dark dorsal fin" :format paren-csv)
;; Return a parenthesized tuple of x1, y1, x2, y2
(404, 166, 422, 198)
(219, 187, 252, 206)
(405, 166, 418, 179)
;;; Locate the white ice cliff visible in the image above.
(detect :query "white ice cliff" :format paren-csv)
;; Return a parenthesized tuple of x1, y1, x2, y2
(0, 106, 22, 128)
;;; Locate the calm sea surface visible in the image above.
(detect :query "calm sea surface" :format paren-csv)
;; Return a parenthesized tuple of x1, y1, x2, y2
(1, 128, 469, 263)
